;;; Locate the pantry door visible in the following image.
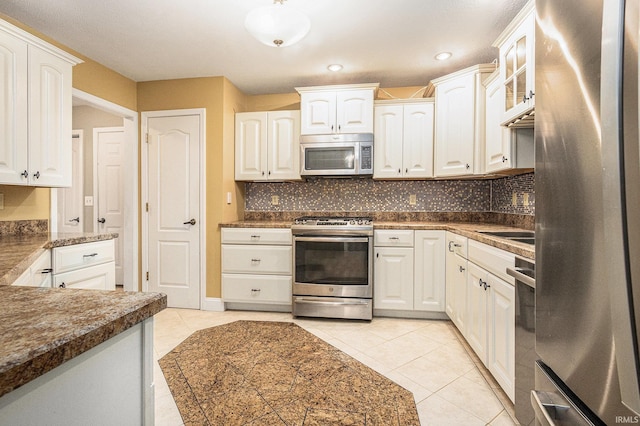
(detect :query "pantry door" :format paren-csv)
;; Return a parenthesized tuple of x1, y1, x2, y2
(144, 110, 204, 309)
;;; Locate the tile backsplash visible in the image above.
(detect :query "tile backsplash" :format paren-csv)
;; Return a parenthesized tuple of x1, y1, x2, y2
(245, 172, 535, 216)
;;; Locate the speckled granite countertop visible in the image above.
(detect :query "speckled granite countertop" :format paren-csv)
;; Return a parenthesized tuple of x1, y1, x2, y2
(0, 286, 166, 398)
(221, 220, 535, 260)
(0, 232, 118, 286)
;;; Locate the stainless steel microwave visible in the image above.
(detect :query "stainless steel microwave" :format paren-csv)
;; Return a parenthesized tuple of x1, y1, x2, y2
(300, 133, 373, 176)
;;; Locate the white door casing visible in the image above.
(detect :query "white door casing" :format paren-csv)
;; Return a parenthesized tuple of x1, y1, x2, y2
(95, 127, 125, 285)
(57, 130, 84, 233)
(52, 89, 138, 292)
(143, 110, 204, 309)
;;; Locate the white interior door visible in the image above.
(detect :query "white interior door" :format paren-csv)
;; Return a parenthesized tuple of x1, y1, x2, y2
(57, 130, 83, 233)
(95, 127, 125, 285)
(146, 113, 201, 309)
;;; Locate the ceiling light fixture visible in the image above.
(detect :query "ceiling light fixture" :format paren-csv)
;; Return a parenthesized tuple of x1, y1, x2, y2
(327, 64, 343, 72)
(244, 0, 311, 48)
(435, 52, 452, 61)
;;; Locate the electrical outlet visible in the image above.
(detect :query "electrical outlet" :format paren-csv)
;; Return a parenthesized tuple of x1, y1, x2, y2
(512, 192, 518, 206)
(409, 194, 417, 206)
(523, 193, 530, 206)
(271, 195, 279, 206)
(0, 193, 4, 210)
(84, 196, 94, 206)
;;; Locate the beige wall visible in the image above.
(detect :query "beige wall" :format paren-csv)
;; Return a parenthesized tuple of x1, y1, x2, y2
(137, 77, 248, 299)
(0, 14, 137, 227)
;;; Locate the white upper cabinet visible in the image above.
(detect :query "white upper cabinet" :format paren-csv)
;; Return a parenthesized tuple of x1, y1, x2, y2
(0, 19, 81, 187)
(484, 70, 513, 173)
(235, 110, 300, 181)
(432, 64, 494, 177)
(374, 99, 434, 179)
(296, 84, 378, 135)
(493, 0, 535, 126)
(0, 30, 28, 185)
(484, 70, 535, 173)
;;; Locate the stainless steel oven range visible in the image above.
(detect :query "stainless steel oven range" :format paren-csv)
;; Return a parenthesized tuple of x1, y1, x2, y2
(291, 216, 373, 320)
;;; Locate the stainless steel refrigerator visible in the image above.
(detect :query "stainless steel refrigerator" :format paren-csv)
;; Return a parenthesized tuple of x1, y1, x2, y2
(535, 0, 640, 424)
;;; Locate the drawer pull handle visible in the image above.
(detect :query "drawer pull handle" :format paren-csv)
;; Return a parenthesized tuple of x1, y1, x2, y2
(251, 258, 261, 263)
(251, 288, 261, 293)
(388, 237, 400, 240)
(250, 235, 261, 239)
(83, 253, 98, 258)
(40, 268, 53, 274)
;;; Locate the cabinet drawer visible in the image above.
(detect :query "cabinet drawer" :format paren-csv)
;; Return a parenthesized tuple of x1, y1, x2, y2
(374, 230, 414, 247)
(468, 240, 515, 283)
(222, 245, 292, 274)
(52, 239, 115, 274)
(222, 274, 292, 304)
(446, 232, 468, 258)
(12, 249, 52, 287)
(222, 228, 292, 245)
(53, 262, 116, 290)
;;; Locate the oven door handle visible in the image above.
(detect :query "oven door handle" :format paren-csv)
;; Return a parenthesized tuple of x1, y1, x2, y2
(294, 236, 370, 244)
(294, 298, 370, 306)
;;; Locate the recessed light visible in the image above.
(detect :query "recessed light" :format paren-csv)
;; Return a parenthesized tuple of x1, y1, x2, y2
(435, 52, 452, 61)
(327, 64, 343, 72)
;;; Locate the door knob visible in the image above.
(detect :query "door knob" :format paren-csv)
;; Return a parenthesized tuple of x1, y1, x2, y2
(68, 217, 80, 223)
(97, 218, 106, 224)
(183, 219, 196, 225)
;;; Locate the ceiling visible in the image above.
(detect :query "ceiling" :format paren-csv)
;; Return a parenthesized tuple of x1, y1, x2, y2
(0, 0, 529, 96)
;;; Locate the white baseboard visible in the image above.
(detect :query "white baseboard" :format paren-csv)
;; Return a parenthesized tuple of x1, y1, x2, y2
(201, 297, 225, 312)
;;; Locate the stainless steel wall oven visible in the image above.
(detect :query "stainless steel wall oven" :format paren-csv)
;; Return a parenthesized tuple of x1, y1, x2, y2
(291, 217, 373, 320)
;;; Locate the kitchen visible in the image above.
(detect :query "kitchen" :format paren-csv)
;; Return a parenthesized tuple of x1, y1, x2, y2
(0, 0, 638, 425)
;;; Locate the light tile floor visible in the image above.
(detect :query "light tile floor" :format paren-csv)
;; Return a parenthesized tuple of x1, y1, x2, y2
(153, 308, 516, 426)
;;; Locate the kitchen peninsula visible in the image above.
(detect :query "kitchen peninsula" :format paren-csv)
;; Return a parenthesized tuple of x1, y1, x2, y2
(0, 222, 166, 425)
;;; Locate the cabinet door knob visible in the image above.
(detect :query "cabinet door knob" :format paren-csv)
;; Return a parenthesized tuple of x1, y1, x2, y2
(21, 170, 28, 178)
(183, 219, 196, 225)
(33, 171, 40, 179)
(40, 268, 53, 274)
(59, 282, 66, 288)
(68, 217, 80, 223)
(97, 217, 106, 224)
(465, 164, 470, 170)
(459, 266, 465, 272)
(484, 281, 491, 290)
(502, 156, 508, 163)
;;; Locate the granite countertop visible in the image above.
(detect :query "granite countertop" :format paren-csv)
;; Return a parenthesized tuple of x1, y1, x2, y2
(220, 220, 535, 260)
(0, 232, 119, 286)
(0, 286, 166, 398)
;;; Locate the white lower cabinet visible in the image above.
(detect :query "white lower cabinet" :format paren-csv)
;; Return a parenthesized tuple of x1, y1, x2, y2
(52, 239, 116, 290)
(445, 232, 468, 333)
(374, 230, 445, 314)
(221, 228, 292, 309)
(53, 262, 115, 290)
(12, 249, 52, 287)
(462, 240, 516, 402)
(374, 246, 414, 310)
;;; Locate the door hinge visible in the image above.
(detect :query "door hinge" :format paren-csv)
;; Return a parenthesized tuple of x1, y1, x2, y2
(145, 133, 149, 143)
(146, 271, 149, 281)
(146, 202, 149, 212)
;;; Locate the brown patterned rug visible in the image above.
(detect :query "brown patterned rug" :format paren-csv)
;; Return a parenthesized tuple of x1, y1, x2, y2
(159, 320, 420, 425)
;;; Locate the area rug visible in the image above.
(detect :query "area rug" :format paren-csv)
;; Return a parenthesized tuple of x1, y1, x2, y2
(159, 320, 420, 425)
